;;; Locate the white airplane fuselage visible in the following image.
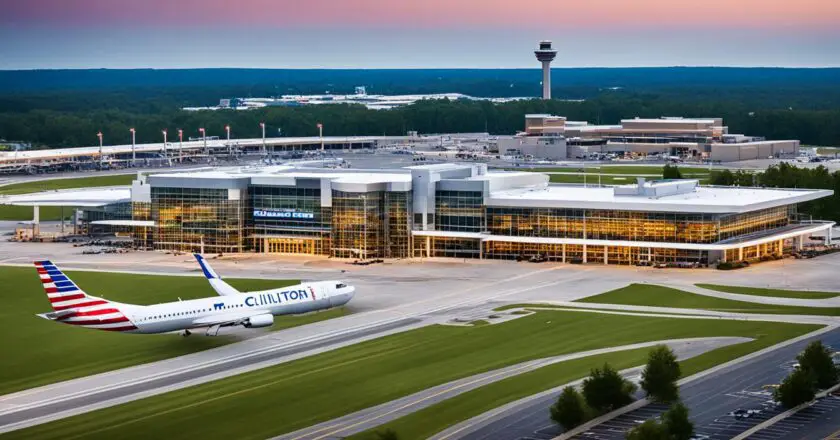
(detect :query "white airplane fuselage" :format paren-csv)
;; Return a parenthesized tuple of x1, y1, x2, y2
(110, 280, 354, 334)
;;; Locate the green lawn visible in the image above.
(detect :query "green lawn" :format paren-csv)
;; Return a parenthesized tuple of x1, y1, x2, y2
(547, 174, 709, 185)
(576, 284, 840, 316)
(2, 310, 819, 440)
(348, 315, 806, 440)
(511, 165, 713, 175)
(0, 174, 135, 196)
(0, 265, 325, 395)
(696, 284, 839, 300)
(0, 174, 135, 221)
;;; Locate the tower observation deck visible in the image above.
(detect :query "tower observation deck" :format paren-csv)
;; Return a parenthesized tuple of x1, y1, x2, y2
(534, 40, 557, 100)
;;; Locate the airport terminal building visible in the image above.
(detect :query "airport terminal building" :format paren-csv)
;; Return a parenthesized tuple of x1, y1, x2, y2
(4, 163, 832, 265)
(98, 163, 832, 266)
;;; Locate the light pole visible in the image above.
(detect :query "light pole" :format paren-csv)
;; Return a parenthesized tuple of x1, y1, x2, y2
(130, 127, 136, 164)
(162, 129, 170, 166)
(97, 131, 103, 169)
(178, 129, 183, 163)
(260, 122, 266, 156)
(317, 123, 324, 151)
(199, 127, 206, 155)
(225, 124, 232, 157)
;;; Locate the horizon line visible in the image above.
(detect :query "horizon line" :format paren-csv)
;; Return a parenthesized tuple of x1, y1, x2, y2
(4, 65, 840, 72)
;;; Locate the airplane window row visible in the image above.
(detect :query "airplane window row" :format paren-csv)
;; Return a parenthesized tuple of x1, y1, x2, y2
(141, 304, 243, 321)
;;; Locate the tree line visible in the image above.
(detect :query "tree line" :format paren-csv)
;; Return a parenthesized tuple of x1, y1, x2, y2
(707, 163, 840, 222)
(1, 94, 839, 149)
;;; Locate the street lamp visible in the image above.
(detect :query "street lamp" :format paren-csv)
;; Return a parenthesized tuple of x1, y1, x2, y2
(162, 129, 170, 166)
(129, 127, 136, 164)
(97, 131, 103, 168)
(225, 124, 232, 156)
(260, 122, 266, 156)
(317, 123, 324, 151)
(198, 127, 206, 155)
(177, 129, 183, 163)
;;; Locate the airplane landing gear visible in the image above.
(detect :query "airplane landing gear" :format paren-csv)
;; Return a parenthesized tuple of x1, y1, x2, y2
(181, 329, 192, 337)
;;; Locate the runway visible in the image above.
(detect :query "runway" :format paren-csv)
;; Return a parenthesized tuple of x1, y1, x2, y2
(0, 260, 592, 433)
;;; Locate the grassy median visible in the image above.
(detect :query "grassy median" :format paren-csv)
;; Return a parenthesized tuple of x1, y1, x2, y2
(576, 284, 840, 316)
(696, 283, 839, 300)
(2, 309, 819, 440)
(0, 265, 318, 395)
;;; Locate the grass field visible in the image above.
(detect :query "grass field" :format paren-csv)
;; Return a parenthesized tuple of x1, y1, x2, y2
(2, 309, 819, 440)
(576, 284, 840, 316)
(348, 315, 804, 440)
(696, 283, 839, 300)
(509, 165, 713, 186)
(547, 174, 710, 185)
(512, 165, 713, 175)
(0, 265, 322, 395)
(0, 174, 135, 221)
(0, 175, 135, 196)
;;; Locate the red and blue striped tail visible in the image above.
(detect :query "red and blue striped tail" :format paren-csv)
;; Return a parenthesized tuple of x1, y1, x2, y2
(33, 260, 137, 332)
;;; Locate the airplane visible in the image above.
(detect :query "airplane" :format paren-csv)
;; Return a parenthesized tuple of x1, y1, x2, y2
(34, 254, 355, 336)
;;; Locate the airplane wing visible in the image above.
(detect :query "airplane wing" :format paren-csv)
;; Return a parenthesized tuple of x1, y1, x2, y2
(194, 254, 241, 296)
(192, 310, 256, 327)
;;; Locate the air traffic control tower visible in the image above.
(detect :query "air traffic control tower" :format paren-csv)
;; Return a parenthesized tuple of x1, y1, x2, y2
(534, 40, 557, 100)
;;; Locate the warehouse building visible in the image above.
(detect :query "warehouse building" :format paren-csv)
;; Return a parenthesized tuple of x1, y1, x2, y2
(497, 115, 799, 161)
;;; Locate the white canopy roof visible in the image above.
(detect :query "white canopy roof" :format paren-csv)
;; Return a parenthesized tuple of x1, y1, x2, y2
(0, 187, 130, 207)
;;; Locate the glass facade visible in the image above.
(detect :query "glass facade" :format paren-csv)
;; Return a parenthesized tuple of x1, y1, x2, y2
(134, 170, 810, 267)
(719, 206, 793, 241)
(435, 190, 485, 232)
(486, 206, 793, 244)
(152, 187, 246, 253)
(330, 190, 412, 259)
(249, 185, 331, 254)
(384, 192, 412, 258)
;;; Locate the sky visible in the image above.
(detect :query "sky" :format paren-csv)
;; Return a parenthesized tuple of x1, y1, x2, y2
(1, 0, 839, 69)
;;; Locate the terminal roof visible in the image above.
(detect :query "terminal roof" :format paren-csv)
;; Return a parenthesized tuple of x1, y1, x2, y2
(488, 185, 832, 214)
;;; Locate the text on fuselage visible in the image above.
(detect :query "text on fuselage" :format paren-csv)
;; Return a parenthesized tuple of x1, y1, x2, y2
(245, 290, 310, 307)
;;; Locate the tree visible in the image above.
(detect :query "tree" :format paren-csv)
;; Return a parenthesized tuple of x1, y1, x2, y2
(625, 419, 669, 440)
(662, 164, 683, 179)
(774, 368, 816, 408)
(374, 429, 399, 440)
(797, 340, 839, 389)
(550, 386, 589, 430)
(582, 363, 638, 414)
(641, 345, 682, 403)
(662, 402, 694, 440)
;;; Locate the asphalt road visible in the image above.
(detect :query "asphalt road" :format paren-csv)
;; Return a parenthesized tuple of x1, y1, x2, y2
(456, 327, 840, 440)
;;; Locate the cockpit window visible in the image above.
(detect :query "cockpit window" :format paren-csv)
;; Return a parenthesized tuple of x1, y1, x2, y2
(336, 283, 347, 289)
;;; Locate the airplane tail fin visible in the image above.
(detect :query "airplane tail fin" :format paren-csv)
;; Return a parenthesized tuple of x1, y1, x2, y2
(33, 260, 110, 311)
(194, 254, 240, 296)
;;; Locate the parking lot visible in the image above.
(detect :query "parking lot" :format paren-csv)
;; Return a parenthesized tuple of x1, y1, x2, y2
(746, 393, 840, 440)
(570, 403, 671, 439)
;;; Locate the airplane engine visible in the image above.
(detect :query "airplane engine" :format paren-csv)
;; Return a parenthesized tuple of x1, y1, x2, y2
(243, 314, 274, 328)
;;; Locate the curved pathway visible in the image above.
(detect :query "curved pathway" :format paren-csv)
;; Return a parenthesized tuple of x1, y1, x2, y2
(274, 337, 751, 440)
(666, 282, 840, 308)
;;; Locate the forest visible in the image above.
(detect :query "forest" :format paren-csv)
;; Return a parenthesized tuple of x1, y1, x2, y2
(0, 67, 838, 148)
(710, 163, 840, 222)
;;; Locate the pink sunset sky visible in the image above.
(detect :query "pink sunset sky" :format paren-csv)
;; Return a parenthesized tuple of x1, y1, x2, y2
(1, 0, 839, 68)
